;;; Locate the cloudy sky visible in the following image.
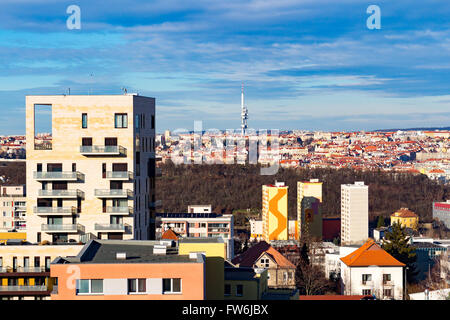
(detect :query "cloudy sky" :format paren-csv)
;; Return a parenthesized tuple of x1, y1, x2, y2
(0, 0, 449, 134)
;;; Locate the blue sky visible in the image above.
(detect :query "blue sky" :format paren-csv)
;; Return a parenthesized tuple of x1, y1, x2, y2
(0, 0, 449, 134)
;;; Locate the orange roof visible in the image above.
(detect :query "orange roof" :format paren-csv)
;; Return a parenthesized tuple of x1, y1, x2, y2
(231, 241, 295, 269)
(391, 208, 418, 218)
(161, 228, 179, 240)
(340, 239, 405, 267)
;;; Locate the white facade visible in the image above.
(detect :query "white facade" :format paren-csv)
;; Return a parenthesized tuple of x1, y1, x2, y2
(0, 185, 26, 231)
(341, 182, 369, 246)
(340, 263, 404, 300)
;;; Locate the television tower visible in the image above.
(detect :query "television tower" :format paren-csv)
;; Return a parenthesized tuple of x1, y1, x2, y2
(241, 82, 248, 136)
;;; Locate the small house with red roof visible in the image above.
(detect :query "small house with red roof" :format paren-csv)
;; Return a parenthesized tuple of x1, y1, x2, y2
(340, 239, 405, 300)
(231, 241, 296, 289)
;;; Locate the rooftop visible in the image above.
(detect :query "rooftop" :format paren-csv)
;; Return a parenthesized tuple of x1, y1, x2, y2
(340, 239, 405, 267)
(52, 239, 203, 265)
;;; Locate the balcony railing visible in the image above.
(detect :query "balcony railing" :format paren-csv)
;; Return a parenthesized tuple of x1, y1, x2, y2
(41, 223, 85, 233)
(38, 189, 84, 198)
(15, 266, 47, 273)
(34, 171, 84, 181)
(34, 206, 77, 216)
(361, 280, 374, 286)
(0, 285, 48, 292)
(95, 189, 132, 198)
(80, 145, 126, 156)
(94, 223, 127, 232)
(105, 171, 132, 180)
(106, 206, 133, 214)
(14, 206, 27, 211)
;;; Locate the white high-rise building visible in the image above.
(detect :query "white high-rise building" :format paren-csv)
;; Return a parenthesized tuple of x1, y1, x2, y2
(341, 181, 369, 246)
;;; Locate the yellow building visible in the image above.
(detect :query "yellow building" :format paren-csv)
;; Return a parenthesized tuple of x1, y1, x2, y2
(390, 208, 419, 230)
(0, 232, 26, 245)
(178, 237, 226, 300)
(297, 179, 323, 240)
(0, 243, 83, 300)
(262, 182, 288, 241)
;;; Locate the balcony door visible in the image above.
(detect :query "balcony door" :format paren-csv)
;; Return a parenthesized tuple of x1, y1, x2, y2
(47, 163, 62, 172)
(110, 181, 123, 190)
(82, 137, 92, 146)
(113, 199, 127, 208)
(112, 163, 127, 172)
(48, 216, 63, 225)
(110, 215, 123, 225)
(105, 138, 117, 146)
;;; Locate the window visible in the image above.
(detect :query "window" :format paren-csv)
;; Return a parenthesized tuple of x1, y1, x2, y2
(383, 274, 391, 283)
(384, 289, 392, 297)
(72, 163, 76, 172)
(362, 289, 372, 295)
(151, 115, 155, 129)
(128, 279, 146, 294)
(82, 113, 87, 128)
(114, 113, 128, 128)
(45, 257, 51, 271)
(224, 284, 231, 296)
(77, 279, 103, 294)
(23, 257, 29, 268)
(0, 257, 3, 268)
(260, 258, 269, 268)
(362, 274, 372, 283)
(236, 284, 243, 297)
(162, 278, 182, 294)
(34, 257, 40, 268)
(82, 137, 92, 146)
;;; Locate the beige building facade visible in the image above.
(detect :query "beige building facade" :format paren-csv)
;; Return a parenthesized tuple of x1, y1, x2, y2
(25, 94, 157, 244)
(341, 182, 369, 245)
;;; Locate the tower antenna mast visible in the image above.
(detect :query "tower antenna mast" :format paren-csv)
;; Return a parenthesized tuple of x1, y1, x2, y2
(241, 82, 248, 136)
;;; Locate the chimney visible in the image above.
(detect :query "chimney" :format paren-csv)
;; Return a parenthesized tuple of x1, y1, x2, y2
(153, 244, 167, 255)
(116, 252, 127, 260)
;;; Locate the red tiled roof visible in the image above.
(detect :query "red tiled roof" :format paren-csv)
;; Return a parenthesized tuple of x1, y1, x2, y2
(340, 239, 405, 267)
(161, 228, 179, 240)
(391, 208, 418, 218)
(231, 241, 295, 268)
(299, 295, 371, 300)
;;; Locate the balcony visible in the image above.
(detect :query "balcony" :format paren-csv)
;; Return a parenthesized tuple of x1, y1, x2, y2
(34, 206, 77, 216)
(0, 285, 48, 293)
(105, 171, 133, 180)
(80, 145, 126, 156)
(41, 223, 85, 233)
(34, 171, 84, 181)
(106, 206, 133, 215)
(95, 189, 132, 198)
(14, 206, 27, 212)
(94, 223, 128, 232)
(38, 189, 84, 199)
(361, 280, 374, 286)
(383, 280, 394, 286)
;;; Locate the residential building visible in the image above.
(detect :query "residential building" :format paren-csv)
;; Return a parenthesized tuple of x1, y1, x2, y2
(0, 185, 26, 231)
(409, 288, 450, 300)
(262, 182, 288, 241)
(187, 205, 212, 213)
(25, 94, 157, 244)
(340, 239, 405, 300)
(155, 212, 234, 259)
(390, 208, 419, 230)
(297, 179, 323, 240)
(51, 239, 205, 300)
(0, 232, 26, 245)
(178, 237, 226, 300)
(341, 182, 369, 246)
(433, 200, 450, 229)
(411, 239, 447, 282)
(224, 264, 269, 300)
(0, 242, 83, 300)
(231, 241, 296, 289)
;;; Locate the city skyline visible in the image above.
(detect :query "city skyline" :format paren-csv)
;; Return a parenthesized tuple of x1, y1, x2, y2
(0, 1, 449, 134)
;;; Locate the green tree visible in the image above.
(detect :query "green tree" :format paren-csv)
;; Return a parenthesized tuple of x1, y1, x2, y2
(382, 221, 419, 283)
(377, 215, 385, 228)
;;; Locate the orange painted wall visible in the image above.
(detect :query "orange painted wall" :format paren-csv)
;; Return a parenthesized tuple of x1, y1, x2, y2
(51, 262, 204, 300)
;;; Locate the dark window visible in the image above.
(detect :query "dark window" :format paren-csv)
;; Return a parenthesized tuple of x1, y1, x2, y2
(37, 163, 42, 172)
(37, 233, 41, 243)
(151, 115, 155, 129)
(114, 114, 128, 128)
(224, 284, 231, 296)
(34, 257, 40, 268)
(47, 163, 62, 172)
(72, 163, 76, 172)
(236, 284, 243, 296)
(45, 257, 51, 271)
(52, 182, 67, 190)
(112, 163, 127, 172)
(82, 113, 87, 128)
(82, 138, 92, 146)
(102, 163, 106, 179)
(105, 137, 117, 146)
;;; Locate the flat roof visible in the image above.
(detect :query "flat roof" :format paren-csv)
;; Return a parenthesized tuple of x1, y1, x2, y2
(178, 237, 224, 243)
(54, 240, 203, 264)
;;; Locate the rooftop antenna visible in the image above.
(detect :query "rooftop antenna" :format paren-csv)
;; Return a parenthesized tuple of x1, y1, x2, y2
(241, 82, 248, 136)
(121, 87, 128, 95)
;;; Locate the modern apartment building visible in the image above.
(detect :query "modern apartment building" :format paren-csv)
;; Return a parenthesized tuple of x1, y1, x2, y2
(341, 182, 369, 246)
(50, 239, 205, 300)
(262, 182, 288, 241)
(25, 94, 157, 244)
(0, 242, 83, 300)
(297, 179, 323, 240)
(0, 185, 26, 231)
(433, 200, 450, 229)
(155, 212, 234, 259)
